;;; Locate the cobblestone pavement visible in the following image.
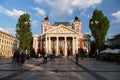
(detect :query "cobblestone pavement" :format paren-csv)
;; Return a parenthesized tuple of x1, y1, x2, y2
(0, 58, 120, 80)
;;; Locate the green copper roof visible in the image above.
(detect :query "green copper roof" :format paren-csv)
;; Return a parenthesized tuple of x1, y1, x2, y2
(52, 22, 71, 26)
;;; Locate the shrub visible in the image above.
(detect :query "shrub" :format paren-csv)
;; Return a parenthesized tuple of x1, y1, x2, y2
(78, 48, 86, 58)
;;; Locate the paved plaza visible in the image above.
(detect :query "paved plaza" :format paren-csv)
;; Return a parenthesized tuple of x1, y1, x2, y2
(0, 58, 120, 80)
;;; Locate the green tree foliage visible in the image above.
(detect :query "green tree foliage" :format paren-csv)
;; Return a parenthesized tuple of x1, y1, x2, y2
(78, 48, 85, 58)
(89, 41, 97, 57)
(16, 13, 32, 54)
(89, 9, 110, 50)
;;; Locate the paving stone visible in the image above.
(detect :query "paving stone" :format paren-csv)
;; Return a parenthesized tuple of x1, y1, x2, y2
(0, 58, 120, 80)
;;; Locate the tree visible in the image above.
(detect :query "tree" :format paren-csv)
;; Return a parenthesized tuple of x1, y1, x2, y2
(89, 9, 110, 51)
(89, 40, 97, 57)
(16, 13, 32, 54)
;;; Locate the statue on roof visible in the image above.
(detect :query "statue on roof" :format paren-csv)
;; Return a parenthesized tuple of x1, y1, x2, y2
(74, 16, 80, 21)
(44, 16, 49, 21)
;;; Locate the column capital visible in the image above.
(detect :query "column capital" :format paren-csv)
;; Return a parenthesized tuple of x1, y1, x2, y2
(56, 36, 59, 39)
(56, 36, 58, 38)
(65, 36, 67, 39)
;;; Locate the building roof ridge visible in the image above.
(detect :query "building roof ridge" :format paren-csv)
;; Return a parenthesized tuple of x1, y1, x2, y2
(52, 22, 71, 26)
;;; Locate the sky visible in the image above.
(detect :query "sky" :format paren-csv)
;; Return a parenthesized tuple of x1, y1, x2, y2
(0, 0, 120, 39)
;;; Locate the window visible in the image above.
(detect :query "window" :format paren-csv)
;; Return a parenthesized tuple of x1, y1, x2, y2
(76, 28, 79, 32)
(44, 28, 47, 32)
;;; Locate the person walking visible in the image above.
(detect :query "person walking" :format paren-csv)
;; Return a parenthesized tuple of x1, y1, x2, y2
(76, 53, 78, 65)
(38, 53, 41, 58)
(20, 51, 26, 69)
(50, 53, 55, 61)
(50, 54, 53, 61)
(16, 51, 21, 68)
(11, 50, 17, 67)
(43, 52, 48, 64)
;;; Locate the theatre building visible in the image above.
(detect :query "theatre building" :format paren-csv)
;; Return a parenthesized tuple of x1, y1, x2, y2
(33, 16, 91, 57)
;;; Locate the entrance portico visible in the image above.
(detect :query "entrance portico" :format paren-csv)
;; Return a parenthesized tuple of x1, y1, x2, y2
(44, 25, 79, 56)
(45, 36, 78, 56)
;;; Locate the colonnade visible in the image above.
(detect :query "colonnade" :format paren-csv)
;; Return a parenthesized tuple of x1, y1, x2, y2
(45, 36, 78, 56)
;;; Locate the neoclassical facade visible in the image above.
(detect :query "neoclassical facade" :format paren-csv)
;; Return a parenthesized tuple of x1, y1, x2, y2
(33, 16, 91, 57)
(0, 30, 19, 58)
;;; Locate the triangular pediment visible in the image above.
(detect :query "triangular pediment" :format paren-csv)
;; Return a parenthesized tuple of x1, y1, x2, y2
(45, 25, 79, 34)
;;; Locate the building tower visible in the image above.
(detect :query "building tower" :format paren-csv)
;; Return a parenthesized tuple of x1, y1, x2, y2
(41, 17, 51, 34)
(72, 16, 83, 49)
(72, 16, 82, 35)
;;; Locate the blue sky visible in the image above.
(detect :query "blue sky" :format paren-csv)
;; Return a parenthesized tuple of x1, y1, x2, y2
(0, 0, 120, 38)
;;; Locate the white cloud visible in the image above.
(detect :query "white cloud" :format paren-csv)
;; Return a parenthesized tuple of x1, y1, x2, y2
(5, 9, 25, 18)
(33, 7, 46, 17)
(0, 6, 4, 13)
(112, 11, 120, 23)
(80, 9, 87, 17)
(34, 0, 102, 18)
(0, 27, 4, 31)
(34, 0, 43, 4)
(0, 5, 26, 18)
(31, 20, 39, 27)
(0, 27, 15, 36)
(71, 0, 102, 9)
(80, 9, 91, 18)
(46, 0, 73, 18)
(85, 32, 91, 35)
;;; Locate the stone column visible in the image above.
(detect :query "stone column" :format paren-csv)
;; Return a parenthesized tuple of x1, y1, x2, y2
(76, 37, 78, 54)
(45, 36, 48, 53)
(40, 37, 42, 52)
(72, 37, 75, 55)
(65, 37, 67, 56)
(56, 36, 58, 56)
(35, 39, 38, 54)
(48, 37, 51, 54)
(87, 40, 90, 58)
